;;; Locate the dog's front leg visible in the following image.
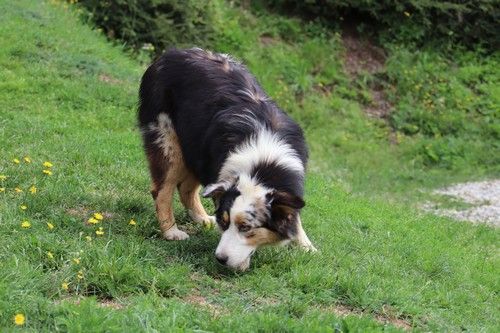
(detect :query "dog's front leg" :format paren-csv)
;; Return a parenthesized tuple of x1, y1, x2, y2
(294, 215, 317, 252)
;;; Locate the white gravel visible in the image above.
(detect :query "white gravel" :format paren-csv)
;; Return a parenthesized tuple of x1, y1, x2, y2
(424, 180, 500, 227)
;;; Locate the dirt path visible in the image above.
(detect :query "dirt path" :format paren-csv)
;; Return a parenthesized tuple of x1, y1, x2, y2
(423, 180, 500, 227)
(342, 30, 392, 119)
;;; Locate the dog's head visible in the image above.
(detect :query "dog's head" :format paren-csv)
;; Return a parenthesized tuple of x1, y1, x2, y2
(203, 174, 304, 271)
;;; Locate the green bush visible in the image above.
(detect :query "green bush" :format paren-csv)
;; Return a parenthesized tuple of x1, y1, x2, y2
(76, 0, 216, 55)
(386, 47, 500, 167)
(260, 0, 499, 50)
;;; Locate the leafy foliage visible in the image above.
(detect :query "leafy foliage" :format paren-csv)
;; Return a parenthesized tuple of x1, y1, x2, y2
(77, 0, 216, 55)
(261, 0, 500, 50)
(385, 48, 500, 168)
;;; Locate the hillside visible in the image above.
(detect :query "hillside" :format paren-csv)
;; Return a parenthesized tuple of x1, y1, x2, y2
(0, 0, 498, 331)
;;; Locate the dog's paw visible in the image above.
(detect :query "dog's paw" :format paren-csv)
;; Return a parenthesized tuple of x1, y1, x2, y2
(188, 210, 216, 229)
(303, 244, 318, 252)
(163, 227, 189, 240)
(300, 243, 317, 252)
(202, 215, 216, 229)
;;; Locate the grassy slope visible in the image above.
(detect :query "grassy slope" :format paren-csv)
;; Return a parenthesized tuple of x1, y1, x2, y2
(205, 2, 499, 201)
(0, 0, 498, 331)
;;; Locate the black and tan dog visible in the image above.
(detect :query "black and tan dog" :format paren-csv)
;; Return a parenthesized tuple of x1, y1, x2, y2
(138, 48, 316, 270)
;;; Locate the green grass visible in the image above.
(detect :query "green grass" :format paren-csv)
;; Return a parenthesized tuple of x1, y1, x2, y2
(0, 0, 499, 331)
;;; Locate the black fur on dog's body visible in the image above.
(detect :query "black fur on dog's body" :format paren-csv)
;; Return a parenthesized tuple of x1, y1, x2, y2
(139, 48, 315, 270)
(139, 48, 307, 190)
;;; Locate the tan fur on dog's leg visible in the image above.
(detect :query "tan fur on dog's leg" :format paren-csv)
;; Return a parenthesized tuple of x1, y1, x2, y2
(178, 173, 215, 227)
(146, 113, 190, 240)
(295, 215, 317, 252)
(155, 181, 188, 240)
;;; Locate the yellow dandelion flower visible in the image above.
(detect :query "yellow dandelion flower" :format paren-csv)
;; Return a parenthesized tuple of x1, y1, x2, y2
(15, 187, 23, 193)
(47, 222, 54, 230)
(72, 258, 81, 265)
(24, 156, 32, 163)
(21, 221, 31, 229)
(88, 217, 99, 224)
(0, 175, 7, 181)
(20, 205, 27, 210)
(62, 282, 69, 291)
(129, 219, 136, 226)
(42, 169, 53, 176)
(13, 158, 20, 164)
(95, 227, 104, 236)
(404, 11, 411, 17)
(14, 313, 25, 326)
(77, 270, 84, 280)
(85, 235, 92, 241)
(47, 251, 54, 259)
(0, 188, 5, 192)
(29, 185, 37, 194)
(43, 161, 53, 168)
(93, 212, 103, 220)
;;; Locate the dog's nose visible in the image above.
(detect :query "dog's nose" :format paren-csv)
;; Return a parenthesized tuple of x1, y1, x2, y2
(216, 254, 228, 265)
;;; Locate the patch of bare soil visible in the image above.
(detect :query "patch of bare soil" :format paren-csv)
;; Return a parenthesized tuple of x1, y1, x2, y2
(184, 293, 224, 316)
(342, 31, 392, 119)
(66, 206, 91, 218)
(54, 297, 125, 310)
(99, 73, 122, 85)
(342, 35, 385, 77)
(259, 34, 278, 46)
(324, 304, 412, 331)
(99, 299, 125, 310)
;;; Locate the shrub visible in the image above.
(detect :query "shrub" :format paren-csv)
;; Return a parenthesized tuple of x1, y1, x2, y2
(76, 0, 216, 55)
(260, 0, 499, 50)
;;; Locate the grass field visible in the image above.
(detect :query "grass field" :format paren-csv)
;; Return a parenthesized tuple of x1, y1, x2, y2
(0, 0, 499, 331)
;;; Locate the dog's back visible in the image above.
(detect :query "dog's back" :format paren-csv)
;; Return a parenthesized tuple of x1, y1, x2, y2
(139, 48, 308, 187)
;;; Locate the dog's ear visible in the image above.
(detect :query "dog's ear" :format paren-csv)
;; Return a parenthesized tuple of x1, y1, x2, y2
(267, 191, 305, 210)
(267, 191, 304, 238)
(202, 183, 226, 200)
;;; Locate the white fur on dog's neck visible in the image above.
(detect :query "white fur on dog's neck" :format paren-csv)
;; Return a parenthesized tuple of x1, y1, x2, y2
(218, 128, 304, 185)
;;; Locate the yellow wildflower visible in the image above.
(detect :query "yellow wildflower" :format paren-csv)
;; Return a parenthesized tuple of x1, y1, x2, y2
(85, 235, 92, 241)
(0, 175, 7, 181)
(21, 221, 31, 229)
(15, 187, 23, 193)
(0, 188, 5, 192)
(62, 282, 69, 291)
(24, 156, 32, 163)
(14, 313, 25, 326)
(43, 161, 53, 168)
(77, 270, 84, 280)
(129, 219, 136, 226)
(29, 185, 37, 194)
(42, 169, 53, 176)
(93, 212, 104, 220)
(47, 222, 54, 230)
(13, 158, 20, 164)
(72, 258, 81, 265)
(95, 227, 104, 236)
(20, 205, 27, 210)
(88, 217, 99, 224)
(47, 251, 54, 259)
(404, 11, 411, 17)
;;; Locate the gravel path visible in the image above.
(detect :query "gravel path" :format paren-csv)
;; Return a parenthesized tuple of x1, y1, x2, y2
(424, 180, 500, 227)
